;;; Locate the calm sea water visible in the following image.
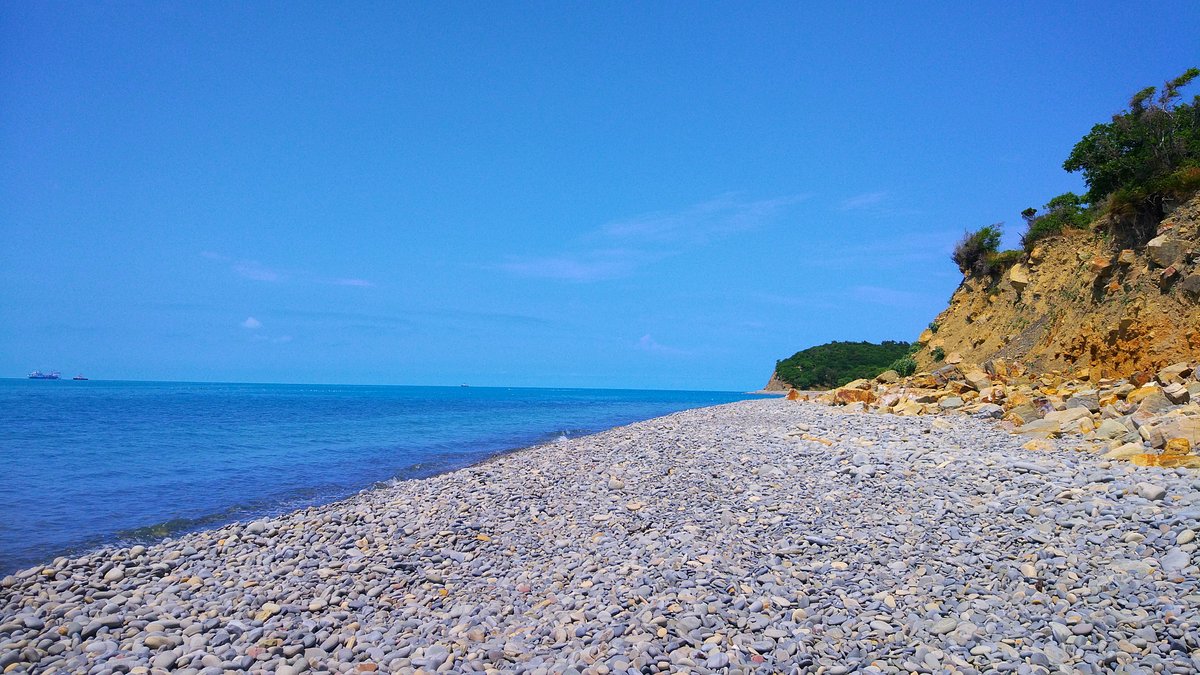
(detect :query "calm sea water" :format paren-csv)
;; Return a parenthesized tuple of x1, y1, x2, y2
(0, 379, 755, 573)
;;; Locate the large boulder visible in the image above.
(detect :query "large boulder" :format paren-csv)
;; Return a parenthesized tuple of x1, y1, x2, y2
(962, 369, 992, 392)
(833, 387, 876, 405)
(1181, 274, 1200, 298)
(1158, 362, 1194, 385)
(1009, 264, 1030, 293)
(1153, 415, 1200, 448)
(1146, 235, 1186, 268)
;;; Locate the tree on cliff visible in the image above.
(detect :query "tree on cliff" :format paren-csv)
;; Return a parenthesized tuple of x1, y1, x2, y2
(1063, 68, 1200, 239)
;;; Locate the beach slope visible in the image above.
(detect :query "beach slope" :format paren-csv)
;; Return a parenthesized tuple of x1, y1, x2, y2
(3, 399, 1200, 673)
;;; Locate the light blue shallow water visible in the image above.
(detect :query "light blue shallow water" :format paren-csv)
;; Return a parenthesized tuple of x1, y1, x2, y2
(0, 379, 756, 573)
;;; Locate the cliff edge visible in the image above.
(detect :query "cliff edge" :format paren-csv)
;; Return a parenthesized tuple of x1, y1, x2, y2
(913, 193, 1200, 380)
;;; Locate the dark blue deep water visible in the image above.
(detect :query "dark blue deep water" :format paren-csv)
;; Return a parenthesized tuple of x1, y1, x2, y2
(0, 379, 755, 573)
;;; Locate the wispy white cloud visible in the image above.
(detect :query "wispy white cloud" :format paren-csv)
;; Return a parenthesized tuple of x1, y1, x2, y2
(498, 248, 661, 282)
(837, 191, 921, 218)
(849, 285, 933, 306)
(636, 334, 691, 356)
(241, 316, 262, 329)
(202, 252, 374, 288)
(598, 194, 807, 245)
(499, 193, 806, 282)
(233, 261, 283, 282)
(839, 191, 889, 211)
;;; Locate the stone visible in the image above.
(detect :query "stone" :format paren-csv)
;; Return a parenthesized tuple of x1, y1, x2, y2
(1015, 419, 1060, 437)
(973, 403, 1004, 419)
(1146, 235, 1186, 268)
(945, 351, 962, 365)
(1158, 362, 1193, 385)
(1136, 482, 1167, 501)
(1043, 407, 1092, 425)
(1161, 548, 1191, 573)
(254, 603, 281, 622)
(1126, 385, 1161, 405)
(1095, 419, 1130, 440)
(1136, 390, 1175, 415)
(1009, 264, 1030, 292)
(962, 370, 991, 392)
(1154, 416, 1200, 447)
(1163, 383, 1190, 404)
(1118, 249, 1136, 265)
(931, 618, 958, 635)
(1088, 255, 1112, 274)
(938, 396, 964, 410)
(1181, 274, 1200, 297)
(833, 387, 876, 405)
(875, 369, 900, 384)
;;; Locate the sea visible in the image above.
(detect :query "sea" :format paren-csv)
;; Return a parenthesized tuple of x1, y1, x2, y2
(0, 379, 758, 574)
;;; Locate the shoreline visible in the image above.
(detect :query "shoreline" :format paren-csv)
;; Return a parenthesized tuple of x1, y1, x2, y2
(4, 398, 1200, 673)
(1, 386, 755, 577)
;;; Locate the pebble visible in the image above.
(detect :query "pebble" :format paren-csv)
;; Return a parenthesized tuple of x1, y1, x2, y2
(2, 399, 1199, 673)
(1137, 482, 1168, 501)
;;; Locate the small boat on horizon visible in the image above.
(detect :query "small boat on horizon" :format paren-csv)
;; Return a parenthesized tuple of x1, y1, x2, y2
(73, 374, 89, 381)
(28, 370, 61, 380)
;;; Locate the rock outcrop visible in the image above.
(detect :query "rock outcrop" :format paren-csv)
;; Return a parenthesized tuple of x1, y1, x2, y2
(914, 193, 1200, 379)
(795, 357, 1200, 468)
(761, 371, 793, 392)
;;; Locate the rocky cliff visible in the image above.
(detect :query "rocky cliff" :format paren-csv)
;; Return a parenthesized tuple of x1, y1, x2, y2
(761, 371, 792, 391)
(914, 193, 1200, 380)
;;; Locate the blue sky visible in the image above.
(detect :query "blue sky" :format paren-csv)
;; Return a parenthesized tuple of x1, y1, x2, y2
(3, 2, 1198, 390)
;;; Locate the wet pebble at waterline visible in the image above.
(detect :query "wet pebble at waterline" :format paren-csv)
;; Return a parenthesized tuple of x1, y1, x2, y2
(3, 398, 1200, 673)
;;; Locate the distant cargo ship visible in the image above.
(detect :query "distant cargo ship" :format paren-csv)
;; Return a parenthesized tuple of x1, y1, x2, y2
(73, 374, 89, 381)
(28, 371, 61, 380)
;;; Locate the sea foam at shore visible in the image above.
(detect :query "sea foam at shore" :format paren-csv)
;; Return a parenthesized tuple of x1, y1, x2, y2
(3, 398, 1200, 674)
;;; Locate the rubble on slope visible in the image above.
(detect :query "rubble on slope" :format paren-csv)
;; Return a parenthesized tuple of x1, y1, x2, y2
(797, 358, 1200, 468)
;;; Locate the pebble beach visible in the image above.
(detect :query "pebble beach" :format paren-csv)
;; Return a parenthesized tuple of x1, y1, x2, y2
(3, 398, 1200, 674)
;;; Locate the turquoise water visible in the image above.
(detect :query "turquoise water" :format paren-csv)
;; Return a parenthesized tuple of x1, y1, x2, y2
(0, 379, 755, 573)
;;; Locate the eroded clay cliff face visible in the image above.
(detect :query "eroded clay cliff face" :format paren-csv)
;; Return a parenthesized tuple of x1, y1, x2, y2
(915, 193, 1200, 380)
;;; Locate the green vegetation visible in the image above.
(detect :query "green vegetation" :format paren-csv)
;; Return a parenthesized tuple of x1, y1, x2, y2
(931, 346, 946, 362)
(989, 249, 1024, 270)
(951, 225, 1023, 277)
(947, 68, 1200, 270)
(927, 321, 939, 334)
(952, 225, 1001, 275)
(774, 340, 912, 389)
(1020, 192, 1092, 251)
(1060, 68, 1200, 244)
(888, 356, 917, 376)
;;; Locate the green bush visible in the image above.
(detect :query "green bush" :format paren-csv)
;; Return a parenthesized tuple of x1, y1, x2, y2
(1063, 68, 1200, 239)
(927, 321, 939, 334)
(988, 249, 1025, 270)
(952, 225, 1003, 276)
(931, 346, 946, 362)
(1019, 192, 1092, 251)
(888, 356, 917, 376)
(774, 340, 912, 390)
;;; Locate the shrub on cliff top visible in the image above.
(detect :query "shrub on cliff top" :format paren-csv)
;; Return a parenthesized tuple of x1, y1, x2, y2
(988, 249, 1024, 271)
(952, 225, 1002, 276)
(1063, 68, 1200, 242)
(1019, 192, 1092, 251)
